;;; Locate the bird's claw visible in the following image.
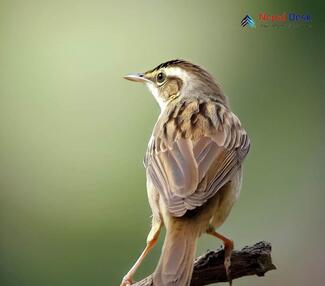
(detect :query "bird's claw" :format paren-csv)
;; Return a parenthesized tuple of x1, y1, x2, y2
(224, 244, 233, 286)
(224, 256, 232, 286)
(120, 276, 133, 286)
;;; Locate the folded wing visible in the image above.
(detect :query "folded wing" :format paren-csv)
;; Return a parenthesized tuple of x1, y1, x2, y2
(145, 99, 250, 217)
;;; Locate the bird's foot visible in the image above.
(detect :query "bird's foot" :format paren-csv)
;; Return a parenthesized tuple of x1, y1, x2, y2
(224, 240, 234, 286)
(120, 275, 133, 286)
(205, 226, 234, 285)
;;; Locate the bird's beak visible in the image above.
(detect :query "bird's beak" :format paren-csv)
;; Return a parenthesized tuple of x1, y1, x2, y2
(123, 73, 150, 83)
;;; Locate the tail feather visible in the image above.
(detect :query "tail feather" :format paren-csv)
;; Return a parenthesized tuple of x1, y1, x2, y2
(153, 223, 198, 286)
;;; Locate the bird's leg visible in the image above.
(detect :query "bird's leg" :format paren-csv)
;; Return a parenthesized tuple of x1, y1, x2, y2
(120, 239, 157, 286)
(206, 225, 234, 286)
(120, 222, 161, 286)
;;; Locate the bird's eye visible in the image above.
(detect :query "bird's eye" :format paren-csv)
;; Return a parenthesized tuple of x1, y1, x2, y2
(156, 72, 166, 84)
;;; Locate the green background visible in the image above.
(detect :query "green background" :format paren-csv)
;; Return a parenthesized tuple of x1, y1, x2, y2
(1, 1, 324, 285)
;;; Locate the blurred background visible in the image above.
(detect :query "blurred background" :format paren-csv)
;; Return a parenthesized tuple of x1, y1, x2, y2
(1, 1, 324, 285)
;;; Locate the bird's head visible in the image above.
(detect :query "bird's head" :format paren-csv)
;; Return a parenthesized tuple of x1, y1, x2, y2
(124, 59, 226, 109)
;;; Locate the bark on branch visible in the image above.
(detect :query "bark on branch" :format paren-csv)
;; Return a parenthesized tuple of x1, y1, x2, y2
(133, 241, 276, 286)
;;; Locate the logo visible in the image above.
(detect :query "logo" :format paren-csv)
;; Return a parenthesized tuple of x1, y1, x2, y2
(241, 15, 256, 28)
(241, 12, 312, 29)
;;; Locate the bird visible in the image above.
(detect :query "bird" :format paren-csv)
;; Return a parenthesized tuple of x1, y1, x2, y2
(121, 59, 250, 286)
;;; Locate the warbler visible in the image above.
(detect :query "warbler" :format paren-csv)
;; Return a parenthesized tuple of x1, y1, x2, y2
(122, 59, 250, 286)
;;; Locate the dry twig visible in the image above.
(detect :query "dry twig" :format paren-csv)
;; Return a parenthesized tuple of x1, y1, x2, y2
(132, 241, 276, 286)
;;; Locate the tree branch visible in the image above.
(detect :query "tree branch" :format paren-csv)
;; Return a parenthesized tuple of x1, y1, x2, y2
(133, 241, 276, 286)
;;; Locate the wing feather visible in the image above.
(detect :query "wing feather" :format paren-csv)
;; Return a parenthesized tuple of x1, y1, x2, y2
(145, 99, 250, 217)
